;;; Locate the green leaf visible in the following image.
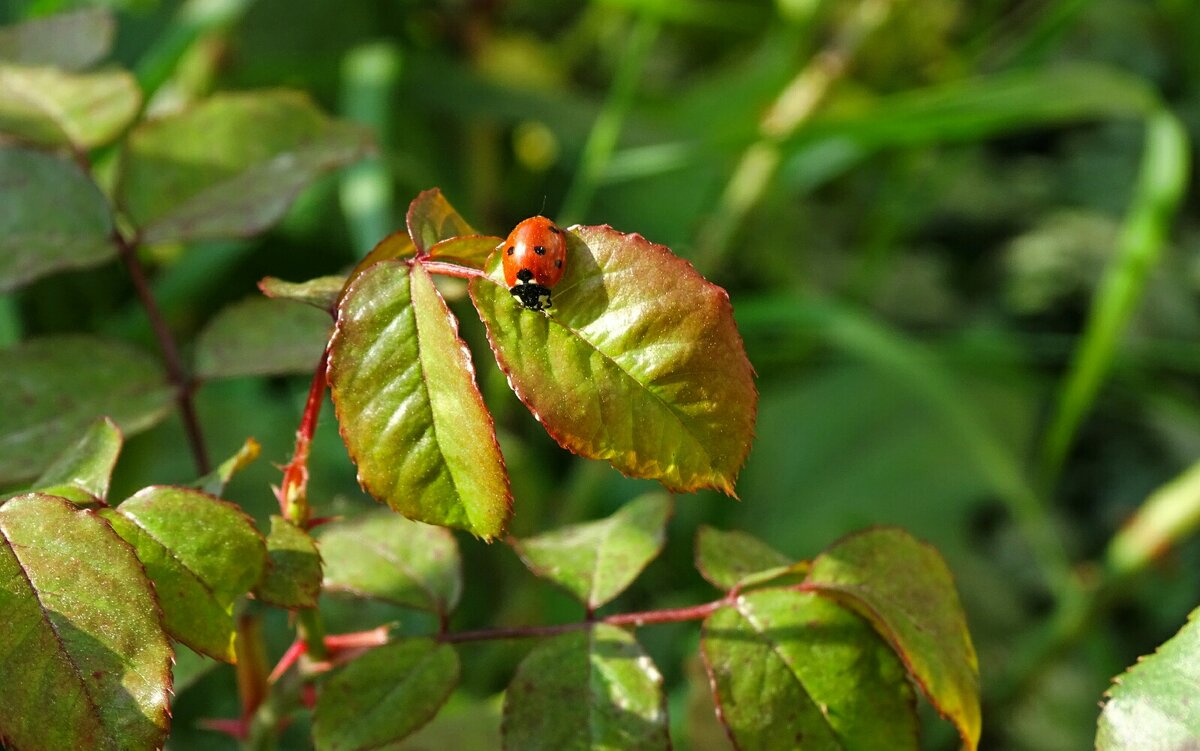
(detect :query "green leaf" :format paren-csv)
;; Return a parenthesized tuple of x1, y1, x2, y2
(1096, 606, 1200, 749)
(806, 527, 980, 751)
(255, 515, 322, 609)
(318, 509, 462, 616)
(0, 335, 174, 485)
(329, 260, 512, 539)
(313, 638, 460, 751)
(194, 437, 261, 497)
(0, 494, 172, 751)
(0, 146, 116, 292)
(0, 64, 141, 149)
(694, 525, 793, 591)
(344, 230, 416, 293)
(701, 588, 917, 751)
(29, 416, 122, 505)
(406, 187, 477, 255)
(102, 486, 266, 662)
(512, 493, 672, 610)
(195, 297, 332, 380)
(117, 90, 372, 245)
(0, 8, 115, 70)
(258, 274, 346, 313)
(470, 225, 757, 496)
(428, 233, 504, 270)
(503, 624, 669, 751)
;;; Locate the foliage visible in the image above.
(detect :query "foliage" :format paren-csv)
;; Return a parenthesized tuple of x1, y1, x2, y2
(1, 2, 1199, 751)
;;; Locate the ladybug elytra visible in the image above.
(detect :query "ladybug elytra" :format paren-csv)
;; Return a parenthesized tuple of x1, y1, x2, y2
(502, 216, 567, 311)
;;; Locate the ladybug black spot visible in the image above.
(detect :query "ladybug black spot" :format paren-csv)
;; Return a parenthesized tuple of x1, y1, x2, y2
(534, 245, 546, 255)
(506, 246, 514, 255)
(549, 225, 562, 235)
(555, 259, 562, 268)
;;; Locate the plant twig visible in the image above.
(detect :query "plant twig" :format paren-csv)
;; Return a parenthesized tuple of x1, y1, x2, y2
(417, 259, 489, 280)
(278, 348, 329, 524)
(113, 230, 210, 474)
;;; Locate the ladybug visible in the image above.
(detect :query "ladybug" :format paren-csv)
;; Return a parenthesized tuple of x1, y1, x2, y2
(502, 216, 567, 311)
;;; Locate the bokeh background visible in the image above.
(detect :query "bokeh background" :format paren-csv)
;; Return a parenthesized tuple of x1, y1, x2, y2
(2, 0, 1198, 749)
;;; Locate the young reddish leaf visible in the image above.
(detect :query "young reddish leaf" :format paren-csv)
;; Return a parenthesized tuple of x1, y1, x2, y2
(407, 187, 477, 255)
(318, 509, 462, 615)
(0, 147, 116, 293)
(0, 335, 174, 485)
(428, 234, 504, 270)
(701, 588, 917, 751)
(313, 638, 460, 751)
(0, 65, 141, 149)
(255, 515, 322, 609)
(28, 416, 122, 505)
(806, 527, 981, 751)
(503, 624, 669, 751)
(342, 230, 415, 295)
(1097, 606, 1200, 749)
(512, 493, 672, 610)
(195, 297, 332, 380)
(101, 486, 267, 662)
(0, 494, 172, 751)
(694, 525, 794, 591)
(117, 90, 372, 245)
(470, 225, 757, 496)
(258, 274, 347, 313)
(329, 260, 512, 539)
(0, 8, 115, 70)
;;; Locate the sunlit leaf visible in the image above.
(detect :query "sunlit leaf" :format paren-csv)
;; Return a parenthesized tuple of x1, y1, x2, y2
(329, 260, 512, 539)
(0, 8, 115, 70)
(428, 234, 503, 270)
(102, 486, 266, 662)
(258, 274, 346, 313)
(694, 525, 793, 591)
(503, 624, 669, 751)
(117, 90, 373, 244)
(28, 416, 122, 505)
(406, 187, 477, 255)
(313, 638, 460, 751)
(0, 335, 174, 485)
(195, 297, 332, 380)
(512, 493, 671, 610)
(255, 515, 322, 609)
(471, 225, 757, 495)
(1096, 606, 1200, 750)
(0, 64, 141, 149)
(806, 527, 980, 751)
(319, 509, 462, 616)
(0, 146, 116, 292)
(701, 588, 917, 750)
(0, 494, 172, 751)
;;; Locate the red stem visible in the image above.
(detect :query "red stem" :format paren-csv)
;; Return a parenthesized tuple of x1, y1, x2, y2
(113, 230, 210, 474)
(278, 347, 330, 524)
(416, 259, 489, 280)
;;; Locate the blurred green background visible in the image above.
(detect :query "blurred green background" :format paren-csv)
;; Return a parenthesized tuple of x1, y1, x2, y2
(3, 0, 1199, 749)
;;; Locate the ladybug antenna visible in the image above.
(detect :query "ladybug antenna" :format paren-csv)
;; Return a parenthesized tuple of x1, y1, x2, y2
(539, 195, 547, 216)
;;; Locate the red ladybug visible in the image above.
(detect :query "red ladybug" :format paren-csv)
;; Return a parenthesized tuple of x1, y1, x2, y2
(502, 216, 567, 311)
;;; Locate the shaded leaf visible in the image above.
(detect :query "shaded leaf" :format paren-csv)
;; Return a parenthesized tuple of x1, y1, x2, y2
(407, 187, 477, 255)
(314, 638, 460, 751)
(117, 90, 372, 244)
(0, 64, 141, 149)
(329, 260, 512, 539)
(0, 335, 174, 485)
(470, 225, 757, 495)
(102, 486, 266, 662)
(259, 274, 346, 313)
(195, 297, 332, 380)
(0, 8, 115, 70)
(694, 525, 793, 591)
(29, 416, 122, 505)
(194, 437, 261, 497)
(513, 493, 672, 610)
(1096, 606, 1200, 750)
(0, 494, 172, 751)
(503, 624, 669, 751)
(806, 527, 980, 751)
(255, 515, 322, 609)
(701, 588, 917, 751)
(429, 234, 504, 270)
(0, 146, 116, 292)
(318, 509, 462, 616)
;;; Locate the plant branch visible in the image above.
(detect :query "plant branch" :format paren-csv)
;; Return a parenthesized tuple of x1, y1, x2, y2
(279, 347, 329, 525)
(417, 259, 489, 280)
(113, 230, 210, 474)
